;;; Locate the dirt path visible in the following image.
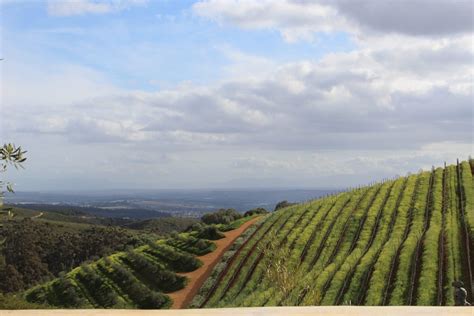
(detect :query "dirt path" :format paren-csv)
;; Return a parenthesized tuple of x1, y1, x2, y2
(168, 216, 261, 309)
(31, 212, 43, 219)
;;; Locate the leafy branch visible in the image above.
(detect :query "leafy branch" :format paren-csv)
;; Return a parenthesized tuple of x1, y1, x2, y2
(1, 143, 27, 207)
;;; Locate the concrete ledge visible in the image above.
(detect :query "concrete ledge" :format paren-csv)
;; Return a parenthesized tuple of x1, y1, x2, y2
(1, 307, 472, 316)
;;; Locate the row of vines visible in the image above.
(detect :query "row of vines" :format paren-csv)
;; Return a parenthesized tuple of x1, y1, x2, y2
(24, 224, 228, 308)
(201, 160, 473, 307)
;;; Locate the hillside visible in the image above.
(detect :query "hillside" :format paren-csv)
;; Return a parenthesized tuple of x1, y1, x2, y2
(0, 206, 201, 297)
(193, 160, 473, 307)
(17, 214, 259, 309)
(124, 217, 199, 235)
(14, 159, 474, 308)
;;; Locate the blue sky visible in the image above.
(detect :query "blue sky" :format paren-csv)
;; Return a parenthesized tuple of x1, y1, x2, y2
(2, 0, 354, 90)
(1, 0, 472, 191)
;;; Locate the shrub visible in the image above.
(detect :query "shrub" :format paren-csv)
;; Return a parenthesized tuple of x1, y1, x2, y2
(201, 209, 242, 225)
(0, 293, 48, 309)
(274, 201, 296, 211)
(195, 225, 225, 240)
(185, 222, 205, 232)
(244, 208, 268, 217)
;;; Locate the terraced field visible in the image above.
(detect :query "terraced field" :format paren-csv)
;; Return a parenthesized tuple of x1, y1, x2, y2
(23, 219, 255, 309)
(196, 160, 473, 307)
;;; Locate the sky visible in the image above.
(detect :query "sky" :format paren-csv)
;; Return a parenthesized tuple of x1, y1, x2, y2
(1, 0, 473, 191)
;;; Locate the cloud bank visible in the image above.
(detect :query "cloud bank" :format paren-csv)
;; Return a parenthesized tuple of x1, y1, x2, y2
(2, 0, 473, 190)
(193, 0, 474, 41)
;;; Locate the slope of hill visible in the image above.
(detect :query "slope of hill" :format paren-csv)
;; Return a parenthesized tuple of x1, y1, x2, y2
(195, 160, 473, 307)
(0, 206, 203, 297)
(7, 203, 171, 221)
(19, 215, 260, 309)
(15, 160, 474, 308)
(123, 217, 199, 235)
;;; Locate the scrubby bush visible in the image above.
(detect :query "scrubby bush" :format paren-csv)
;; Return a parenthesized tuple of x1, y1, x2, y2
(185, 222, 205, 232)
(274, 201, 296, 211)
(25, 287, 47, 305)
(244, 208, 268, 217)
(201, 209, 242, 225)
(195, 225, 225, 240)
(0, 293, 48, 309)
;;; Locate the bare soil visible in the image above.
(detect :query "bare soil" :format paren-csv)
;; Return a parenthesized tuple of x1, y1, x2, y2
(168, 216, 261, 309)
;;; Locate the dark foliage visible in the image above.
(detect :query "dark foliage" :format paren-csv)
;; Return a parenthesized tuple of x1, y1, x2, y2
(185, 222, 205, 232)
(75, 265, 118, 307)
(0, 265, 24, 293)
(195, 225, 225, 240)
(124, 217, 198, 235)
(0, 293, 48, 309)
(201, 209, 242, 225)
(121, 250, 187, 292)
(0, 219, 151, 293)
(97, 259, 170, 309)
(244, 207, 269, 217)
(273, 200, 296, 211)
(10, 203, 170, 221)
(51, 276, 88, 308)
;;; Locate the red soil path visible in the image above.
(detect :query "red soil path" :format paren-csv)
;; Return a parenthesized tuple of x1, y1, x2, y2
(168, 216, 261, 309)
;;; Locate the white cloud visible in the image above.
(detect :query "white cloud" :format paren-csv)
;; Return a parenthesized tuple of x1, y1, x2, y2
(47, 0, 148, 16)
(3, 0, 473, 190)
(4, 34, 472, 153)
(193, 0, 473, 42)
(193, 0, 347, 42)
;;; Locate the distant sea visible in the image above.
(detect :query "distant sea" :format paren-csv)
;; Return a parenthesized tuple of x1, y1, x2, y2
(6, 188, 341, 217)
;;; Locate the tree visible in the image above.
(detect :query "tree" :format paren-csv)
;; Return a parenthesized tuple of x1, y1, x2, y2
(274, 200, 295, 211)
(0, 143, 27, 214)
(201, 208, 242, 225)
(0, 143, 27, 295)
